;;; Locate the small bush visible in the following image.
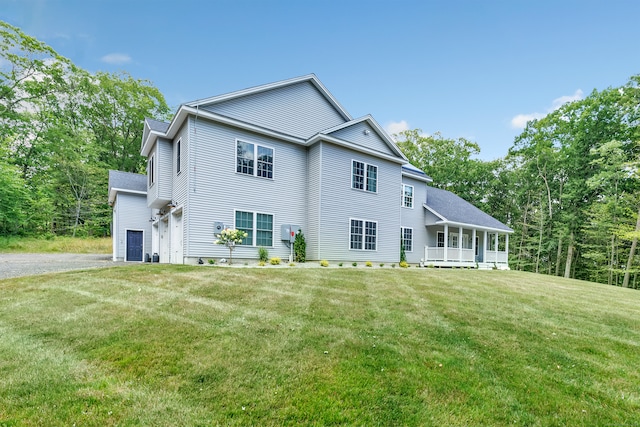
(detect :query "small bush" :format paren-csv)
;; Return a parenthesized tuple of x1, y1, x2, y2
(320, 260, 329, 267)
(338, 263, 343, 267)
(258, 247, 269, 262)
(379, 263, 384, 267)
(289, 262, 295, 267)
(366, 261, 373, 267)
(399, 261, 409, 268)
(270, 257, 281, 265)
(352, 262, 357, 267)
(258, 261, 266, 267)
(208, 259, 215, 265)
(391, 263, 396, 268)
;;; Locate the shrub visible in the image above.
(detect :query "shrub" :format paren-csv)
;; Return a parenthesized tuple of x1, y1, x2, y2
(208, 259, 215, 265)
(338, 263, 343, 267)
(320, 260, 329, 267)
(258, 247, 269, 262)
(379, 263, 384, 267)
(270, 257, 281, 265)
(391, 264, 396, 268)
(294, 230, 306, 263)
(399, 261, 408, 268)
(352, 262, 357, 267)
(289, 263, 295, 267)
(366, 261, 373, 267)
(258, 261, 266, 267)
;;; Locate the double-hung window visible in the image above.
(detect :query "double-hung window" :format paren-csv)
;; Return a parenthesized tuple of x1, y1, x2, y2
(236, 140, 273, 179)
(352, 160, 377, 192)
(148, 154, 155, 187)
(176, 139, 181, 174)
(235, 210, 273, 246)
(401, 227, 413, 252)
(350, 219, 377, 250)
(402, 184, 413, 208)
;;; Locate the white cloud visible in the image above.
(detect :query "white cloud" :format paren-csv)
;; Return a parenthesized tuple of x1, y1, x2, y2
(511, 89, 584, 129)
(101, 53, 132, 65)
(385, 120, 410, 138)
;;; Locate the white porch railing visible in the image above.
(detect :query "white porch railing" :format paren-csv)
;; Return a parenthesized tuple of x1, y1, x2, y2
(424, 246, 509, 265)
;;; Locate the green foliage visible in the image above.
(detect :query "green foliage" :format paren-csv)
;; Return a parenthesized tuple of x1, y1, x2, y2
(294, 229, 306, 263)
(399, 261, 409, 268)
(352, 262, 357, 267)
(258, 246, 269, 262)
(400, 240, 406, 263)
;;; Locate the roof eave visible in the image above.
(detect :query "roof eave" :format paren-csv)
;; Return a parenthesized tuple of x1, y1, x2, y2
(307, 133, 407, 164)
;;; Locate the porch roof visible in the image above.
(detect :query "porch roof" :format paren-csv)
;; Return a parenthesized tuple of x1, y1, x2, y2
(424, 186, 513, 232)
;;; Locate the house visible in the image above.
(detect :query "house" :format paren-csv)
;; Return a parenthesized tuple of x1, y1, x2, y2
(122, 74, 511, 267)
(108, 170, 153, 262)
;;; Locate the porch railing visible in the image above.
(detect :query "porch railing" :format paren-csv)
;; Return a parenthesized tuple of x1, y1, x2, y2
(424, 246, 508, 264)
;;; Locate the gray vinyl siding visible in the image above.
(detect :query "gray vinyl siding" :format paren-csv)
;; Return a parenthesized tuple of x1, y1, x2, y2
(401, 176, 427, 264)
(147, 138, 173, 208)
(182, 117, 308, 261)
(172, 122, 190, 258)
(315, 142, 402, 262)
(201, 81, 346, 139)
(113, 193, 152, 261)
(306, 143, 322, 260)
(424, 210, 441, 225)
(329, 123, 395, 156)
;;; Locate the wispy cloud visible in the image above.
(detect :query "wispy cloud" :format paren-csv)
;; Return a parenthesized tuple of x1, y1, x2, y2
(385, 120, 410, 138)
(511, 89, 584, 129)
(101, 53, 132, 65)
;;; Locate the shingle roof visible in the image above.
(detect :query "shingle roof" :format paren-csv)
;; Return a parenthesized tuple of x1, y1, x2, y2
(145, 117, 170, 133)
(108, 170, 147, 193)
(425, 186, 512, 232)
(402, 164, 433, 182)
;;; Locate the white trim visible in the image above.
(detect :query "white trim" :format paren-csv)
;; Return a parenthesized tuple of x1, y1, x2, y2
(148, 153, 155, 187)
(233, 209, 275, 248)
(402, 184, 414, 209)
(108, 187, 146, 205)
(351, 159, 378, 193)
(235, 138, 275, 180)
(401, 226, 413, 253)
(349, 217, 378, 251)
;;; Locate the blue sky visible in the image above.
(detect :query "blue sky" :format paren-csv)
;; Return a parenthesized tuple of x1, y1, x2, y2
(3, 0, 640, 159)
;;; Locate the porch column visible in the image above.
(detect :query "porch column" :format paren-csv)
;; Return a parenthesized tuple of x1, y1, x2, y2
(443, 224, 449, 261)
(458, 226, 463, 262)
(483, 230, 487, 263)
(472, 229, 477, 262)
(494, 232, 499, 261)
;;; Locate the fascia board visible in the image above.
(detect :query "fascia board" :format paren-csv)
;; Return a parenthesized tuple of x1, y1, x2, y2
(109, 188, 147, 205)
(434, 219, 514, 234)
(307, 134, 406, 164)
(423, 203, 447, 222)
(402, 169, 433, 183)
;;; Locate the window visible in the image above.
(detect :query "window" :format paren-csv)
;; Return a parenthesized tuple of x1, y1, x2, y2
(352, 160, 377, 192)
(236, 140, 273, 179)
(176, 139, 181, 174)
(402, 184, 414, 208)
(401, 227, 413, 252)
(350, 219, 377, 250)
(437, 231, 444, 248)
(235, 210, 273, 246)
(449, 233, 459, 248)
(148, 154, 155, 187)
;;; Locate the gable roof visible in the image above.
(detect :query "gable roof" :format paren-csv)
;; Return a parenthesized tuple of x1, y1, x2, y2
(424, 186, 512, 232)
(108, 170, 147, 205)
(402, 164, 433, 183)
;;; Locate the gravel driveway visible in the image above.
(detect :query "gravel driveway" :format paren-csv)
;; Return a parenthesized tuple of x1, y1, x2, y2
(0, 253, 121, 280)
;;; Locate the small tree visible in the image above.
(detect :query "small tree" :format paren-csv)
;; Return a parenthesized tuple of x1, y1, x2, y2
(294, 229, 306, 263)
(215, 229, 247, 265)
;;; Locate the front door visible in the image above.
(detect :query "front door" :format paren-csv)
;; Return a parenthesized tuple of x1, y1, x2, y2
(126, 230, 144, 262)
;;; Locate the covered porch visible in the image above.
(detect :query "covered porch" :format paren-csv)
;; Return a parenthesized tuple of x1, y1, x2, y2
(423, 224, 510, 269)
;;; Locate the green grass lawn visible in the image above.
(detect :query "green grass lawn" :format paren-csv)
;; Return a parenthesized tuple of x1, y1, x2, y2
(0, 236, 112, 254)
(0, 266, 638, 426)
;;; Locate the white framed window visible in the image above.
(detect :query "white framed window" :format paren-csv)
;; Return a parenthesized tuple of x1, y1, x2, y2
(176, 138, 182, 174)
(236, 140, 274, 179)
(402, 184, 414, 208)
(350, 218, 377, 250)
(449, 232, 459, 248)
(352, 160, 377, 193)
(148, 154, 155, 187)
(437, 231, 444, 247)
(235, 210, 273, 247)
(401, 227, 413, 252)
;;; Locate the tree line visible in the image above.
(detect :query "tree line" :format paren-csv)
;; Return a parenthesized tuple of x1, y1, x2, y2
(2, 21, 639, 288)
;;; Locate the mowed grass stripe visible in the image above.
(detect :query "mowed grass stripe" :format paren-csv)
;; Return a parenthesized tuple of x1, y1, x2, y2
(0, 266, 638, 425)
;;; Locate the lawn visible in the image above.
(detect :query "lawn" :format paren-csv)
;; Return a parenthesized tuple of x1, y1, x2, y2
(0, 266, 638, 426)
(0, 236, 112, 254)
